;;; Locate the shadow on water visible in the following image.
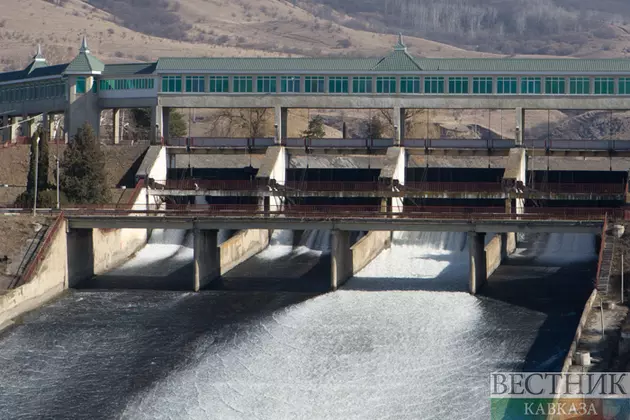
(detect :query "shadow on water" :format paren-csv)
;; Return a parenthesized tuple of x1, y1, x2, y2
(0, 289, 321, 419)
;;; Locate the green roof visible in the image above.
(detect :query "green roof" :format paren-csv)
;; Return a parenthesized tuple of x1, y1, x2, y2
(155, 56, 630, 74)
(0, 63, 67, 84)
(102, 62, 157, 76)
(64, 52, 105, 74)
(156, 57, 379, 72)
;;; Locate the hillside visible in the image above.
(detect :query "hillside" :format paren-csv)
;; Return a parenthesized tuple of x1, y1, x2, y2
(0, 0, 505, 70)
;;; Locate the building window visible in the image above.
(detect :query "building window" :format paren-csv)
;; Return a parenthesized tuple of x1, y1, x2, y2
(569, 77, 590, 95)
(619, 78, 630, 95)
(594, 77, 614, 94)
(304, 76, 325, 93)
(281, 76, 300, 93)
(209, 76, 229, 93)
(400, 77, 420, 94)
(520, 77, 541, 94)
(328, 76, 349, 93)
(185, 76, 205, 93)
(472, 77, 493, 94)
(76, 76, 86, 94)
(257, 76, 277, 93)
(233, 76, 253, 93)
(352, 76, 372, 93)
(376, 77, 396, 94)
(497, 77, 517, 94)
(161, 75, 182, 92)
(545, 77, 565, 94)
(448, 77, 469, 94)
(424, 77, 445, 94)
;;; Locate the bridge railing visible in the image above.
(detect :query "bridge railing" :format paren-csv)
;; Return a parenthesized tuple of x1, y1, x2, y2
(595, 216, 608, 289)
(59, 204, 618, 221)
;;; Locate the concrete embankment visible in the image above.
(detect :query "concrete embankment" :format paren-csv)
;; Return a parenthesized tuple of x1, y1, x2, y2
(0, 218, 68, 328)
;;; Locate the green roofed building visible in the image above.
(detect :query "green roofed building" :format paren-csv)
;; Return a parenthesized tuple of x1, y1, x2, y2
(2, 34, 630, 145)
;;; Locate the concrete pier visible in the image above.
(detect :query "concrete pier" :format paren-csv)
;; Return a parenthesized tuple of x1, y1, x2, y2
(66, 228, 94, 287)
(193, 228, 220, 291)
(331, 230, 353, 290)
(468, 231, 487, 295)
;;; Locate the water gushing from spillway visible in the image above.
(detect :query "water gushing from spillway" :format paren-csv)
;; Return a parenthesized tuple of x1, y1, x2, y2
(0, 231, 599, 419)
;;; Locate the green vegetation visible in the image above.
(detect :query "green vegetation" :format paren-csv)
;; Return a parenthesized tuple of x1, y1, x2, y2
(168, 109, 188, 138)
(59, 122, 111, 204)
(360, 116, 384, 140)
(302, 115, 326, 141)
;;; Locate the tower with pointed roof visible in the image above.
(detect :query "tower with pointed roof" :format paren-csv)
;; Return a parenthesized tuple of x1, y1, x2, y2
(63, 36, 104, 140)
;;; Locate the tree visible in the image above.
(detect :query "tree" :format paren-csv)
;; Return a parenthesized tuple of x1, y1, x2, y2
(26, 127, 49, 196)
(169, 109, 187, 138)
(360, 116, 384, 139)
(302, 115, 326, 141)
(60, 122, 111, 204)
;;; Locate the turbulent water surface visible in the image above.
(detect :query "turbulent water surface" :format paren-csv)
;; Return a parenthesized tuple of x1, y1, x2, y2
(0, 230, 596, 419)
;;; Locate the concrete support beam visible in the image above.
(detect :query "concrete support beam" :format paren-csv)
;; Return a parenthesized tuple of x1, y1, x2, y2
(41, 113, 48, 142)
(1, 115, 9, 143)
(293, 230, 305, 247)
(331, 230, 353, 290)
(515, 107, 525, 146)
(502, 147, 527, 214)
(112, 108, 121, 144)
(150, 105, 164, 145)
(380, 147, 406, 213)
(193, 228, 220, 291)
(274, 106, 288, 145)
(162, 107, 170, 145)
(393, 107, 405, 146)
(256, 145, 287, 211)
(11, 116, 22, 142)
(66, 228, 94, 288)
(468, 232, 487, 295)
(21, 115, 32, 138)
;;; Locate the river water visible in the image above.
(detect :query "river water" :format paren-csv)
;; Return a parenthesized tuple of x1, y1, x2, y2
(0, 230, 596, 419)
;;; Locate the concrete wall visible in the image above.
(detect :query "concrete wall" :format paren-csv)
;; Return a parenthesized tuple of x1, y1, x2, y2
(92, 228, 147, 275)
(560, 289, 599, 374)
(0, 220, 68, 327)
(351, 231, 391, 275)
(485, 233, 518, 279)
(219, 229, 270, 274)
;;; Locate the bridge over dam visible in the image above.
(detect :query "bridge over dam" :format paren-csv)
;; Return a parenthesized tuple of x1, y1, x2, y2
(63, 206, 607, 295)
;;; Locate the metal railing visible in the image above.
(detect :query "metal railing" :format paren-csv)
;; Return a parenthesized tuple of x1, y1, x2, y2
(59, 204, 618, 221)
(595, 217, 609, 291)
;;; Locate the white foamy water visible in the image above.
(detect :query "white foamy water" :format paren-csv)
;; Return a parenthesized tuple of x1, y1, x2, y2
(296, 229, 331, 254)
(536, 233, 596, 264)
(106, 229, 194, 277)
(0, 231, 600, 420)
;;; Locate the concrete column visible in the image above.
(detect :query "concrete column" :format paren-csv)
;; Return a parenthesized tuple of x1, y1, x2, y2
(41, 113, 49, 142)
(502, 148, 527, 215)
(112, 108, 120, 144)
(150, 105, 163, 145)
(66, 228, 94, 288)
(162, 107, 170, 145)
(274, 105, 287, 145)
(331, 230, 353, 291)
(292, 230, 304, 247)
(515, 107, 525, 146)
(12, 116, 22, 143)
(21, 115, 32, 138)
(468, 232, 487, 295)
(393, 107, 405, 146)
(193, 228, 220, 291)
(1, 115, 9, 143)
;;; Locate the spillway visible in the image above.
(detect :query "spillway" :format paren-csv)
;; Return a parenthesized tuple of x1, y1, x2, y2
(0, 230, 597, 419)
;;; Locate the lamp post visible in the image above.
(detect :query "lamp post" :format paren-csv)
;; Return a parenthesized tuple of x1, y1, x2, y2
(32, 136, 40, 216)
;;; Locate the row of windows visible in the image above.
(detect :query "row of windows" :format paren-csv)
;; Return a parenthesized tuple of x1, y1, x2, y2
(0, 82, 66, 103)
(158, 75, 630, 95)
(99, 78, 155, 91)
